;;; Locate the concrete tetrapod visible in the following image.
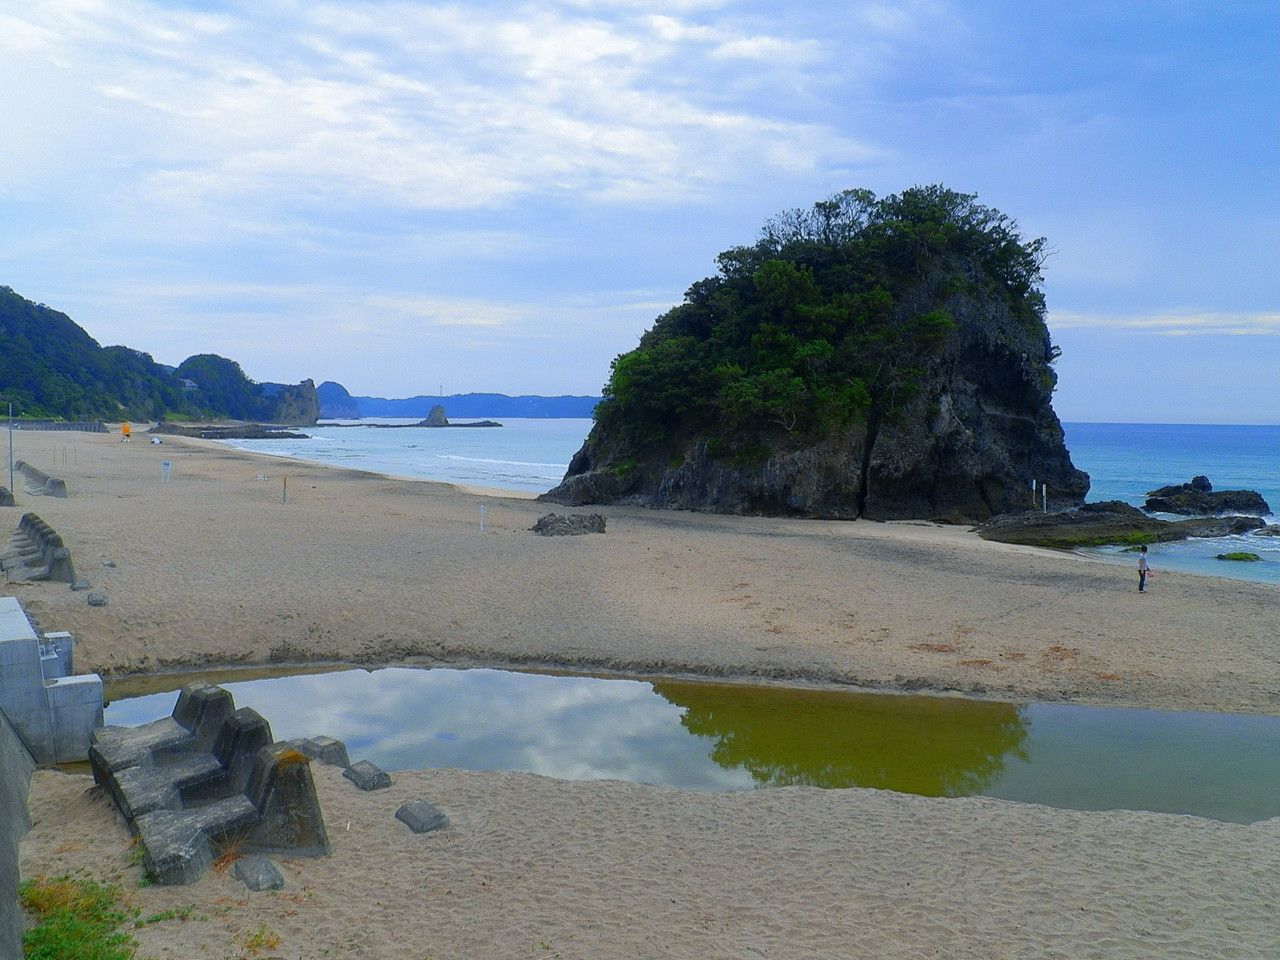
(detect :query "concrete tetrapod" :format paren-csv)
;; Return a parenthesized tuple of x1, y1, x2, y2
(90, 682, 333, 885)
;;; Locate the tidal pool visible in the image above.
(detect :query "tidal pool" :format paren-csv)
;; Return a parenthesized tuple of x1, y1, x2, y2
(103, 667, 1280, 824)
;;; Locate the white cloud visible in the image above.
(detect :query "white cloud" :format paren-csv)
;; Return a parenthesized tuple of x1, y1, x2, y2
(1049, 311, 1280, 336)
(3, 0, 874, 224)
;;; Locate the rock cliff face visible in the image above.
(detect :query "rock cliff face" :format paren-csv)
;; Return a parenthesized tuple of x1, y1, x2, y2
(541, 187, 1089, 523)
(263, 379, 319, 425)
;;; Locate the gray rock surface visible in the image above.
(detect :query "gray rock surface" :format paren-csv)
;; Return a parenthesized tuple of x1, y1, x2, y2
(1143, 478, 1272, 517)
(975, 501, 1266, 548)
(530, 513, 607, 536)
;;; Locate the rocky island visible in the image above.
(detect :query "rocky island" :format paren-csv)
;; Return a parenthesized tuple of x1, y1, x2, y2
(368, 405, 500, 428)
(542, 186, 1089, 522)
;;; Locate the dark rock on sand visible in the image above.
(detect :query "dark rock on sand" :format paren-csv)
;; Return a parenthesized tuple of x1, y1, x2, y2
(531, 513, 607, 536)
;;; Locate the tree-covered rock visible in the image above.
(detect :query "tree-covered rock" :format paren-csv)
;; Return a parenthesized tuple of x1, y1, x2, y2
(542, 186, 1089, 521)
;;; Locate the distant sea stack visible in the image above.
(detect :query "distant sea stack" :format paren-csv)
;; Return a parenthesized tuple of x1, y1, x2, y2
(542, 186, 1090, 522)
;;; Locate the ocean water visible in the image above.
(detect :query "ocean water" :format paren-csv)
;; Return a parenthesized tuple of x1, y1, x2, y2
(223, 419, 1278, 585)
(224, 417, 593, 493)
(1062, 423, 1278, 586)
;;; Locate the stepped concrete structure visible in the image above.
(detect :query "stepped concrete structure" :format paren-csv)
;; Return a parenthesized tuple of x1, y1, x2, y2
(13, 460, 67, 498)
(0, 596, 102, 764)
(91, 683, 332, 885)
(2, 513, 77, 583)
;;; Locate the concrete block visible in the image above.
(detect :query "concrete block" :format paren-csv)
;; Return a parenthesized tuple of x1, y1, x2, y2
(395, 800, 450, 834)
(0, 709, 34, 960)
(244, 745, 331, 858)
(343, 760, 392, 791)
(0, 599, 102, 762)
(172, 683, 237, 751)
(45, 675, 104, 764)
(233, 855, 285, 892)
(292, 735, 349, 768)
(137, 795, 259, 886)
(95, 683, 333, 885)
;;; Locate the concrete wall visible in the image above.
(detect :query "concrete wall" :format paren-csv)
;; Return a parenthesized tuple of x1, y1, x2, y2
(0, 598, 103, 764)
(0, 709, 33, 960)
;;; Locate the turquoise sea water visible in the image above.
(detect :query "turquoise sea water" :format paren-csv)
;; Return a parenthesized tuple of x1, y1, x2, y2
(224, 419, 1278, 584)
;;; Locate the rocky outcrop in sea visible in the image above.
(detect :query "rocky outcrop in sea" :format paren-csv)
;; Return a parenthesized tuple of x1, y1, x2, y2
(1143, 476, 1272, 517)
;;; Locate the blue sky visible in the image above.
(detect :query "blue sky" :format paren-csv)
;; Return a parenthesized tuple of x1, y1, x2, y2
(1, 1, 1276, 424)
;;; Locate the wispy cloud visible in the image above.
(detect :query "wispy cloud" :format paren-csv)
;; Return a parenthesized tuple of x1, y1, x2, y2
(6, 0, 878, 222)
(1050, 311, 1280, 336)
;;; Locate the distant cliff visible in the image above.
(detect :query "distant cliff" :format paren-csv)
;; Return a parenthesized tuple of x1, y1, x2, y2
(317, 382, 597, 419)
(541, 186, 1089, 522)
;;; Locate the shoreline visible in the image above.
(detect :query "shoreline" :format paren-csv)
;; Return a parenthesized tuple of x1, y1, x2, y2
(12, 427, 1280, 959)
(6, 427, 1278, 715)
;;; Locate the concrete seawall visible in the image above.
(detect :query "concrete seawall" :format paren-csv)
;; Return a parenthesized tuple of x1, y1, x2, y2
(0, 710, 33, 960)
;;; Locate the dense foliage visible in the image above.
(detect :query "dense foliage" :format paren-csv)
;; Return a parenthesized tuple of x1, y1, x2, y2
(0, 286, 312, 422)
(174, 354, 269, 420)
(0, 287, 195, 420)
(593, 185, 1050, 453)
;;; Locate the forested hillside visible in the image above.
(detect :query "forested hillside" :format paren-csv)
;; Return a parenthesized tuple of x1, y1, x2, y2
(0, 286, 315, 423)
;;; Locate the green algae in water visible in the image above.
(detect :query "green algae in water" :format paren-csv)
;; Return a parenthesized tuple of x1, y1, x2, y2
(653, 680, 1027, 797)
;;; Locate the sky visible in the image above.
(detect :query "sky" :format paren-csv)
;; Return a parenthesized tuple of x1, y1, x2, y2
(0, 1, 1276, 424)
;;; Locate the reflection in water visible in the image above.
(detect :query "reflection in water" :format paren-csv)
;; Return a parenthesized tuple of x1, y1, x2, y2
(654, 681, 1027, 796)
(102, 667, 1280, 822)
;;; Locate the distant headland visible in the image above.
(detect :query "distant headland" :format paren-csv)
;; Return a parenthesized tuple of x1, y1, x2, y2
(317, 381, 598, 420)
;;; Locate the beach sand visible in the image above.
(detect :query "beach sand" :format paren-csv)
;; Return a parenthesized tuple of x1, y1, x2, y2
(10, 427, 1280, 958)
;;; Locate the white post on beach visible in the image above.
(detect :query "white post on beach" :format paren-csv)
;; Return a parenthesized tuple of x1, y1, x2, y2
(160, 461, 171, 483)
(479, 504, 486, 531)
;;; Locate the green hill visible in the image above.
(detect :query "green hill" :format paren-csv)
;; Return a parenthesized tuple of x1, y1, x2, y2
(0, 286, 315, 423)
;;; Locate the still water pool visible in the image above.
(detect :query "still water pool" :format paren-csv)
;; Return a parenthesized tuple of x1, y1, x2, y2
(103, 667, 1280, 824)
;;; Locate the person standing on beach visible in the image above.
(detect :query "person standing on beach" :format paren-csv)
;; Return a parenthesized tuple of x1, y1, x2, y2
(1137, 545, 1151, 592)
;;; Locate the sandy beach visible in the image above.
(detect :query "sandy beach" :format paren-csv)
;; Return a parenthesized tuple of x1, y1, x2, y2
(11, 426, 1280, 958)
